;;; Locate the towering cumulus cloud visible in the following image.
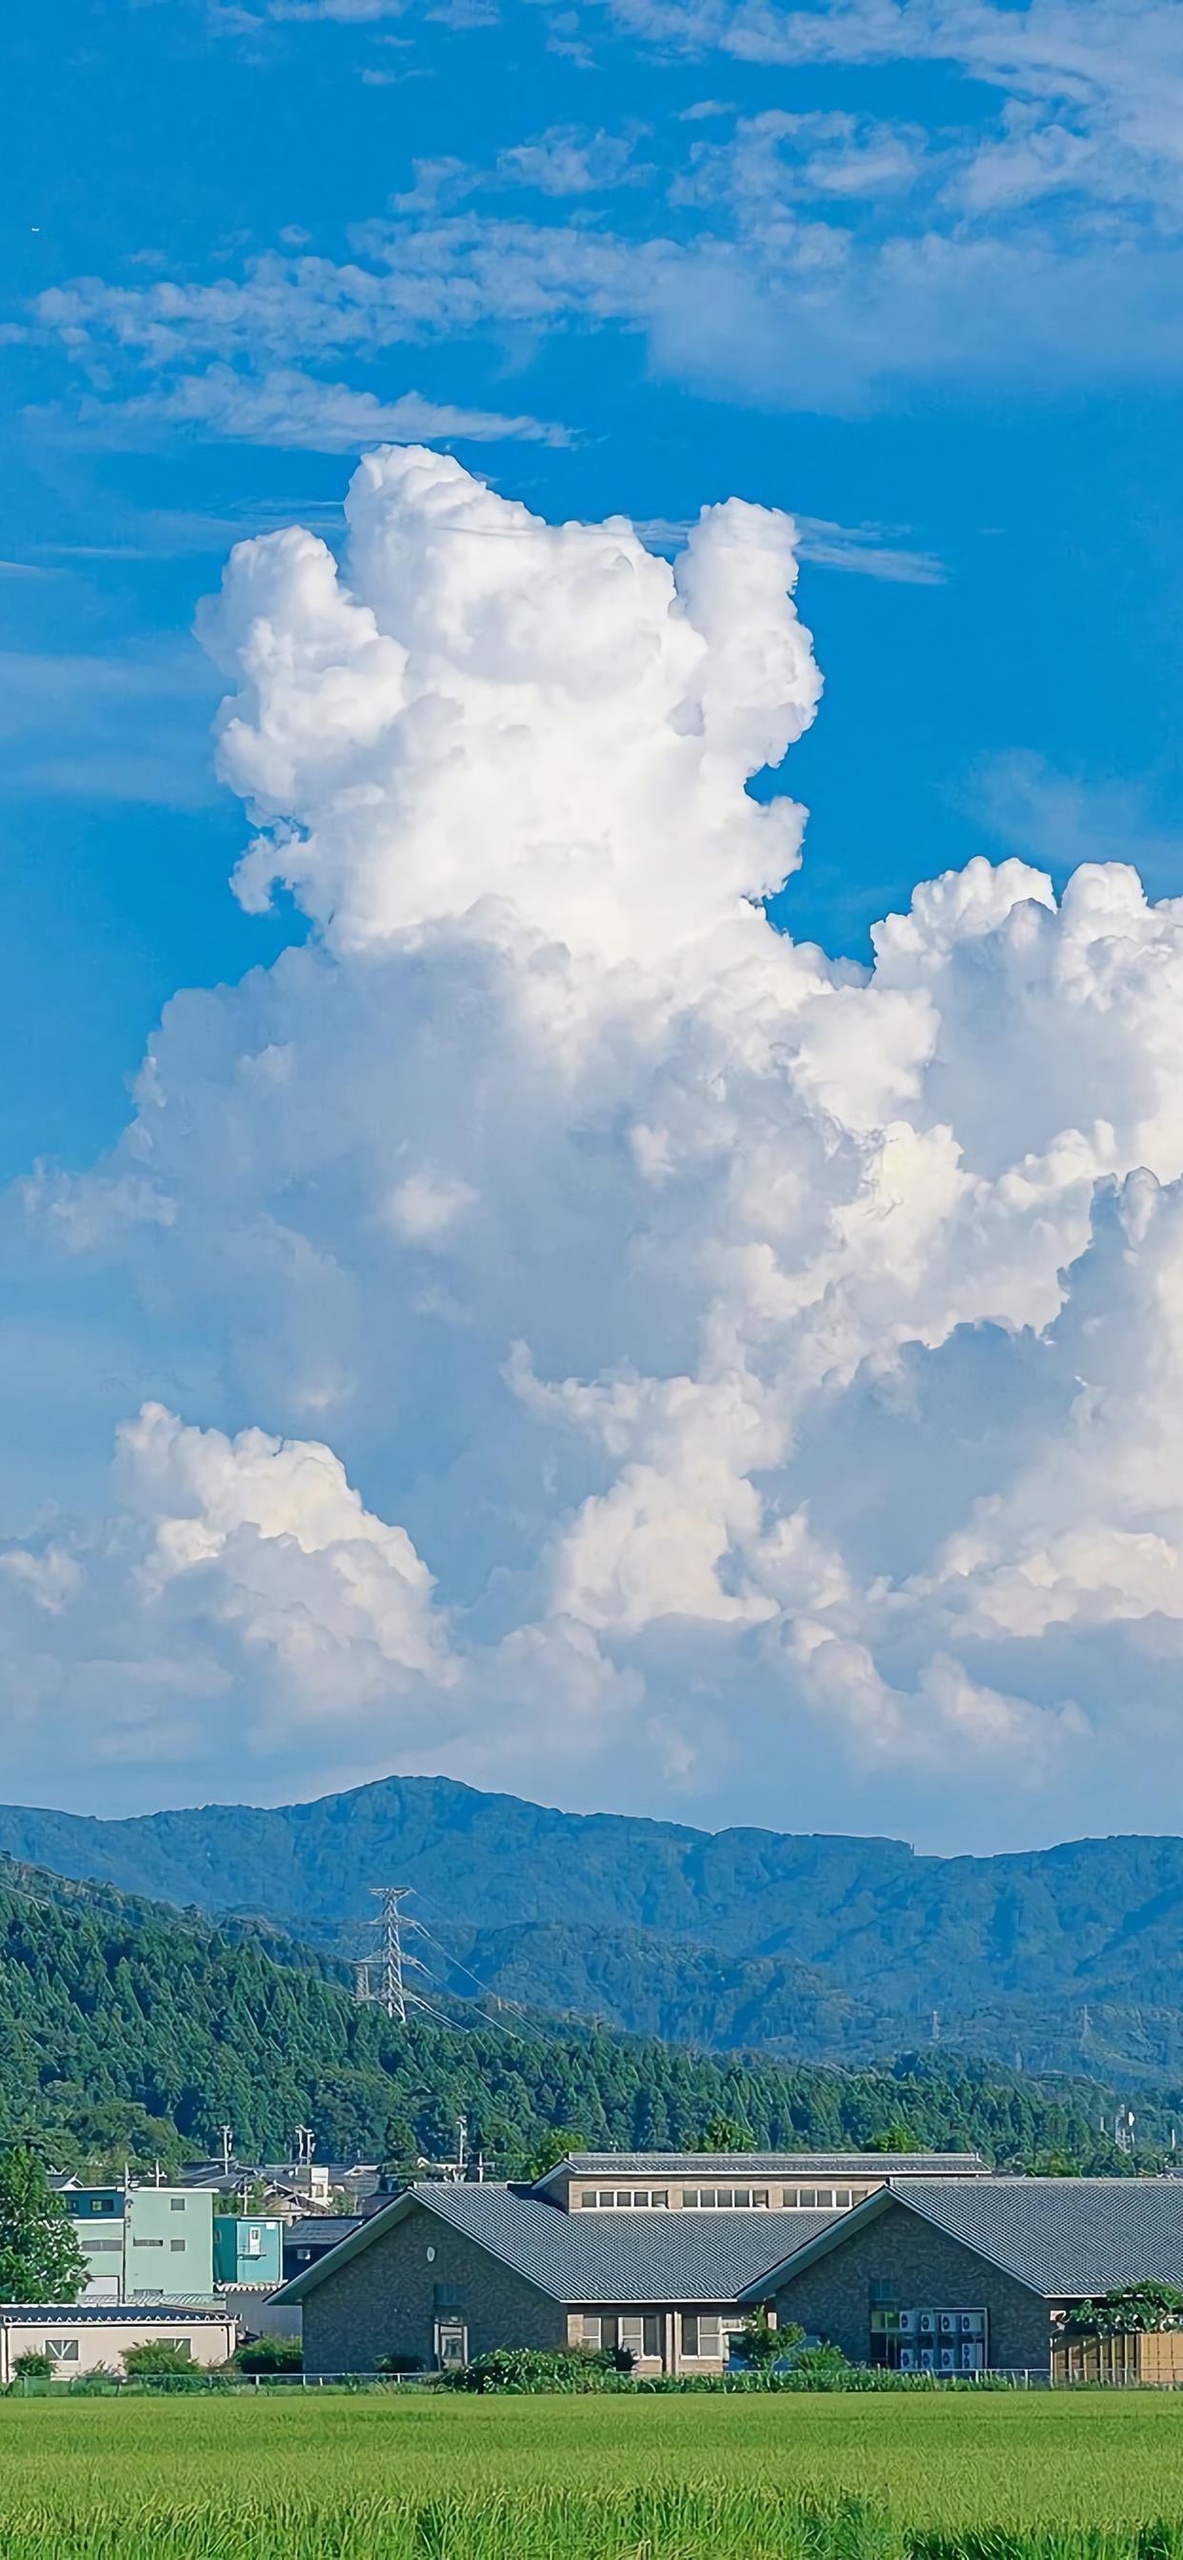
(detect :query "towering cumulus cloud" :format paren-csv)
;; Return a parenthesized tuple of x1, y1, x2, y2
(11, 446, 1183, 1837)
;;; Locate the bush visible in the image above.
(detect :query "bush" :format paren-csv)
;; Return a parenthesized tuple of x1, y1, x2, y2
(235, 2336, 303, 2375)
(11, 2351, 53, 2380)
(443, 2345, 635, 2394)
(122, 2340, 202, 2385)
(376, 2352, 425, 2375)
(731, 2313, 806, 2371)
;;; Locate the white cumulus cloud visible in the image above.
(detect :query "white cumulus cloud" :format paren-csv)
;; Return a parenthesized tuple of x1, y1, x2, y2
(10, 444, 1183, 1841)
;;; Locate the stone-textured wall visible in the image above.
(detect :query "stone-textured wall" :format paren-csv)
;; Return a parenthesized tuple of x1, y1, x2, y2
(301, 2203, 568, 2374)
(765, 2202, 1052, 2373)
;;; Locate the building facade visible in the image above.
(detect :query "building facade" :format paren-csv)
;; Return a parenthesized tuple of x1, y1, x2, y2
(63, 2185, 215, 2302)
(213, 2215, 284, 2290)
(739, 2177, 1183, 2377)
(0, 2305, 236, 2385)
(273, 2148, 989, 2377)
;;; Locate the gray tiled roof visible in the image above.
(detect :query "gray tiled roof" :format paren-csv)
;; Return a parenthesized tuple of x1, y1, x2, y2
(889, 2178, 1183, 2299)
(275, 2182, 837, 2308)
(539, 2152, 984, 2185)
(410, 2185, 839, 2304)
(285, 2217, 363, 2248)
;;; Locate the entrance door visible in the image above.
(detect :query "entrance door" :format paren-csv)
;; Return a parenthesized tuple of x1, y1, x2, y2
(434, 2320, 468, 2371)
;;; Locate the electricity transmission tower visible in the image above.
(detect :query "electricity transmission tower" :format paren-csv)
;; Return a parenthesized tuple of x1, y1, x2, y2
(355, 1886, 421, 2020)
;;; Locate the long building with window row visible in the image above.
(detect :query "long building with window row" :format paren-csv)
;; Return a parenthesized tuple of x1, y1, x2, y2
(273, 2148, 990, 2376)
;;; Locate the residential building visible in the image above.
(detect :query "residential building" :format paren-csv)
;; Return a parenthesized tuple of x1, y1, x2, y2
(737, 2176, 1183, 2378)
(0, 2304, 236, 2386)
(271, 2147, 989, 2376)
(282, 2216, 364, 2284)
(213, 2215, 284, 2291)
(62, 2185, 215, 2303)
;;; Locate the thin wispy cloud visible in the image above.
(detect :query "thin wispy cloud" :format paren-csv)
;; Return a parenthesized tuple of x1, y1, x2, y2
(59, 364, 572, 452)
(636, 511, 944, 583)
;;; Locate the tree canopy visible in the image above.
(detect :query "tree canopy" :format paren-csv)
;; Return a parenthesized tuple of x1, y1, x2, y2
(0, 2146, 87, 2301)
(0, 1858, 1168, 2184)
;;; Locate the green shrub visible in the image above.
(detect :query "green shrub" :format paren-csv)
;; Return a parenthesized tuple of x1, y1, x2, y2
(235, 2335, 303, 2375)
(443, 2345, 635, 2394)
(122, 2340, 195, 2377)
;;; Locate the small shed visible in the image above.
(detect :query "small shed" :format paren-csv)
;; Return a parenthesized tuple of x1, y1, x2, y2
(0, 2303, 237, 2385)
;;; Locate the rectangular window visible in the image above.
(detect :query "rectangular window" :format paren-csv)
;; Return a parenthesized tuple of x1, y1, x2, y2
(642, 2316, 661, 2359)
(433, 2284, 461, 2312)
(170, 2197, 186, 2212)
(681, 2314, 721, 2360)
(46, 2340, 80, 2363)
(834, 2189, 852, 2210)
(752, 2190, 769, 2208)
(134, 2237, 164, 2249)
(170, 2239, 186, 2253)
(585, 2189, 670, 2210)
(618, 2316, 644, 2359)
(578, 2315, 601, 2349)
(244, 2228, 262, 2256)
(870, 2281, 898, 2307)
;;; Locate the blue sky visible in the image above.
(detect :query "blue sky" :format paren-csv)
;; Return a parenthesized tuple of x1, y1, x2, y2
(4, 0, 1183, 1843)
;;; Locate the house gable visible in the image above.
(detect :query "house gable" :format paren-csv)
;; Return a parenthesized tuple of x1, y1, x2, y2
(300, 2198, 568, 2376)
(758, 2196, 1052, 2374)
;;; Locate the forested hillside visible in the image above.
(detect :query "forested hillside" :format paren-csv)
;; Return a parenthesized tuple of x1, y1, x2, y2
(0, 1854, 1168, 2178)
(7, 1774, 1183, 2085)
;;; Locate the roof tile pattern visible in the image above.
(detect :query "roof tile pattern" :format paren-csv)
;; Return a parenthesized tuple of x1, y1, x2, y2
(370, 2182, 838, 2305)
(890, 2177, 1183, 2298)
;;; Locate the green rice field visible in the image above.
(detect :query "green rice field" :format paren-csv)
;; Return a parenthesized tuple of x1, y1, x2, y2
(5, 2392, 1183, 2559)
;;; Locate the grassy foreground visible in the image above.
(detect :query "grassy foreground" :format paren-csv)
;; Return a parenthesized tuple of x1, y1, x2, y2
(5, 2393, 1183, 2555)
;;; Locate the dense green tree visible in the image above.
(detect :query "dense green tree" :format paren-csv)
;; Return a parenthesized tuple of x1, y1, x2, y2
(0, 2147, 86, 2301)
(703, 2113, 750, 2151)
(0, 1857, 1170, 2187)
(1073, 2283, 1183, 2335)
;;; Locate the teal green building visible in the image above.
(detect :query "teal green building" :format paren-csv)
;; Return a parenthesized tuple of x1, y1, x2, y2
(64, 2185, 215, 2300)
(213, 2215, 284, 2290)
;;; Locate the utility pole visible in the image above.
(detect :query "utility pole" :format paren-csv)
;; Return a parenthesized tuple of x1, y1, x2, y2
(931, 2009, 940, 2044)
(294, 2124, 315, 2187)
(219, 2123, 234, 2176)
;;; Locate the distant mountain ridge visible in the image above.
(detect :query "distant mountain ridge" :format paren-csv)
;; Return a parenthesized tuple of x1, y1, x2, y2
(4, 1775, 1183, 2087)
